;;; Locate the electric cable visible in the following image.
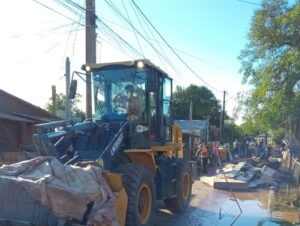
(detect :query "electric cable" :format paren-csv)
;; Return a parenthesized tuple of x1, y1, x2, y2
(128, 0, 178, 77)
(104, 0, 165, 58)
(12, 37, 65, 67)
(121, 0, 145, 57)
(71, 1, 85, 59)
(131, 0, 223, 93)
(104, 0, 182, 82)
(57, 0, 85, 79)
(60, 0, 144, 59)
(33, 0, 85, 26)
(56, 0, 181, 82)
(236, 0, 260, 6)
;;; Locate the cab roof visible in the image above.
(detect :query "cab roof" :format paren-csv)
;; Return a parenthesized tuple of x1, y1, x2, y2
(82, 59, 171, 78)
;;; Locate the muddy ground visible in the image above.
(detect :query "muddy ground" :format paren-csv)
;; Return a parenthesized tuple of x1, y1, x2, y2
(155, 167, 300, 226)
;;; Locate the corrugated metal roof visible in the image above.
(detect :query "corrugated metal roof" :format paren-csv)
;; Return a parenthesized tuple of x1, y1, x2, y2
(0, 112, 35, 123)
(13, 113, 55, 123)
(0, 89, 61, 121)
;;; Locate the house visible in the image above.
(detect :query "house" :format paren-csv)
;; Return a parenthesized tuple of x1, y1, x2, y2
(174, 119, 209, 160)
(174, 119, 209, 144)
(0, 89, 60, 152)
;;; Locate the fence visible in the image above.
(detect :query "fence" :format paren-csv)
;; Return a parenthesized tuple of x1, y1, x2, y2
(282, 151, 300, 185)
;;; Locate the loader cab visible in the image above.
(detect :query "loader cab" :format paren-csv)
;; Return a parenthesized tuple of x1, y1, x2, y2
(85, 60, 173, 147)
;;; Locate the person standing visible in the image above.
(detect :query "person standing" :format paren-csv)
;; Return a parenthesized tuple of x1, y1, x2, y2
(212, 141, 219, 167)
(192, 143, 198, 160)
(233, 139, 240, 156)
(249, 140, 256, 157)
(201, 143, 209, 174)
(195, 144, 202, 175)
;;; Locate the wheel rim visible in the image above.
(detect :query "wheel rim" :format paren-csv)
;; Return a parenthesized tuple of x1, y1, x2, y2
(182, 172, 191, 200)
(137, 183, 152, 224)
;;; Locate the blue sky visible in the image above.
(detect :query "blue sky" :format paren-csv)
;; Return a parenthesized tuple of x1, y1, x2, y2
(0, 0, 260, 120)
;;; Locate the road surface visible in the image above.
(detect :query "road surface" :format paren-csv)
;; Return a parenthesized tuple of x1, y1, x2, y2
(155, 169, 299, 226)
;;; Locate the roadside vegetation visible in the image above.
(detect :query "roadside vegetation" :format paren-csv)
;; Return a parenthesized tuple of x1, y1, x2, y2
(237, 0, 300, 149)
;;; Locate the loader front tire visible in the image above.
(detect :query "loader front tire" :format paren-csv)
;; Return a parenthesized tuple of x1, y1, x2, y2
(164, 159, 192, 213)
(115, 163, 156, 226)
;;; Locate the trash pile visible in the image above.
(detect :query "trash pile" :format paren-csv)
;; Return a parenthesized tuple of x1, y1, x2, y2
(201, 156, 293, 191)
(0, 156, 119, 226)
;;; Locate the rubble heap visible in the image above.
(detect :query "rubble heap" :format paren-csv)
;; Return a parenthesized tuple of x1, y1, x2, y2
(201, 157, 293, 191)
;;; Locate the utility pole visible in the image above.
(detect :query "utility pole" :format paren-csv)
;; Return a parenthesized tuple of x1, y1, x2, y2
(207, 116, 210, 144)
(188, 98, 193, 160)
(85, 0, 96, 119)
(51, 85, 56, 114)
(219, 90, 226, 144)
(65, 57, 71, 121)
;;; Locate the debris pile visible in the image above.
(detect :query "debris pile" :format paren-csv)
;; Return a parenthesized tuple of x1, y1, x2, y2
(201, 157, 292, 191)
(0, 156, 119, 226)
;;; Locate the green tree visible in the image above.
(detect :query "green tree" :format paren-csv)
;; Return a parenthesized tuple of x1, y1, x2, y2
(238, 0, 300, 146)
(223, 119, 242, 145)
(45, 93, 85, 120)
(173, 84, 221, 126)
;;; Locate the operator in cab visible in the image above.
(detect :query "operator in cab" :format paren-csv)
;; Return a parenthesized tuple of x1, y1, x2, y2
(113, 84, 142, 120)
(125, 84, 141, 120)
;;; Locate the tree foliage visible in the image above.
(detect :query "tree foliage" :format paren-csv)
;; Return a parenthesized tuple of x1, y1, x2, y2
(238, 0, 300, 141)
(223, 119, 242, 145)
(172, 84, 221, 126)
(45, 93, 85, 120)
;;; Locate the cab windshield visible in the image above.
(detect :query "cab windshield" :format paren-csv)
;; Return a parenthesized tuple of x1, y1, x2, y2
(92, 67, 146, 120)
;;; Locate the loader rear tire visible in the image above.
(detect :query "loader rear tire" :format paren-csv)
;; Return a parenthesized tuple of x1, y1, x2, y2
(164, 159, 192, 213)
(115, 163, 156, 226)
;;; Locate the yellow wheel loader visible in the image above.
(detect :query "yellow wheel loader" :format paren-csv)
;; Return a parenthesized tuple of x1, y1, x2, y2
(0, 60, 193, 226)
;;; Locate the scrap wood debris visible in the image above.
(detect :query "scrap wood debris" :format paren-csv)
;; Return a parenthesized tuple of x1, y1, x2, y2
(201, 156, 293, 191)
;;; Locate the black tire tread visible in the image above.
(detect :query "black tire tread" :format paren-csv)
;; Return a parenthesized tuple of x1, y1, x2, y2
(165, 159, 192, 213)
(114, 163, 156, 226)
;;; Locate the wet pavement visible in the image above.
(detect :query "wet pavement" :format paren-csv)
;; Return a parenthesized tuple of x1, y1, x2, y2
(162, 167, 300, 226)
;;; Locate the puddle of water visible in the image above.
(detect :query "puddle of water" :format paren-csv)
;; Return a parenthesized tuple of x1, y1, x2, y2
(221, 188, 299, 225)
(188, 187, 298, 226)
(171, 179, 299, 226)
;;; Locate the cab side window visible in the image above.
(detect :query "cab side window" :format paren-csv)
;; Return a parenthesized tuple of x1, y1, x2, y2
(163, 78, 172, 141)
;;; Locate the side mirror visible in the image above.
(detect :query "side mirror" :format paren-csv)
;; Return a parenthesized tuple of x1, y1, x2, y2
(69, 79, 77, 99)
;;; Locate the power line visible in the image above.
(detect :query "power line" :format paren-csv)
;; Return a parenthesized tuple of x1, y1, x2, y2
(34, 0, 225, 93)
(96, 21, 144, 58)
(9, 23, 75, 39)
(71, 1, 85, 59)
(56, 0, 83, 17)
(236, 0, 260, 6)
(62, 0, 144, 59)
(128, 0, 181, 80)
(12, 37, 65, 67)
(121, 0, 145, 57)
(33, 0, 190, 85)
(104, 0, 166, 59)
(52, 0, 86, 79)
(131, 0, 223, 93)
(32, 0, 85, 26)
(104, 0, 183, 82)
(174, 48, 229, 71)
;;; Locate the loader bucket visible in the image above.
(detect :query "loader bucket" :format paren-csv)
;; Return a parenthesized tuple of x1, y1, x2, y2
(103, 172, 128, 226)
